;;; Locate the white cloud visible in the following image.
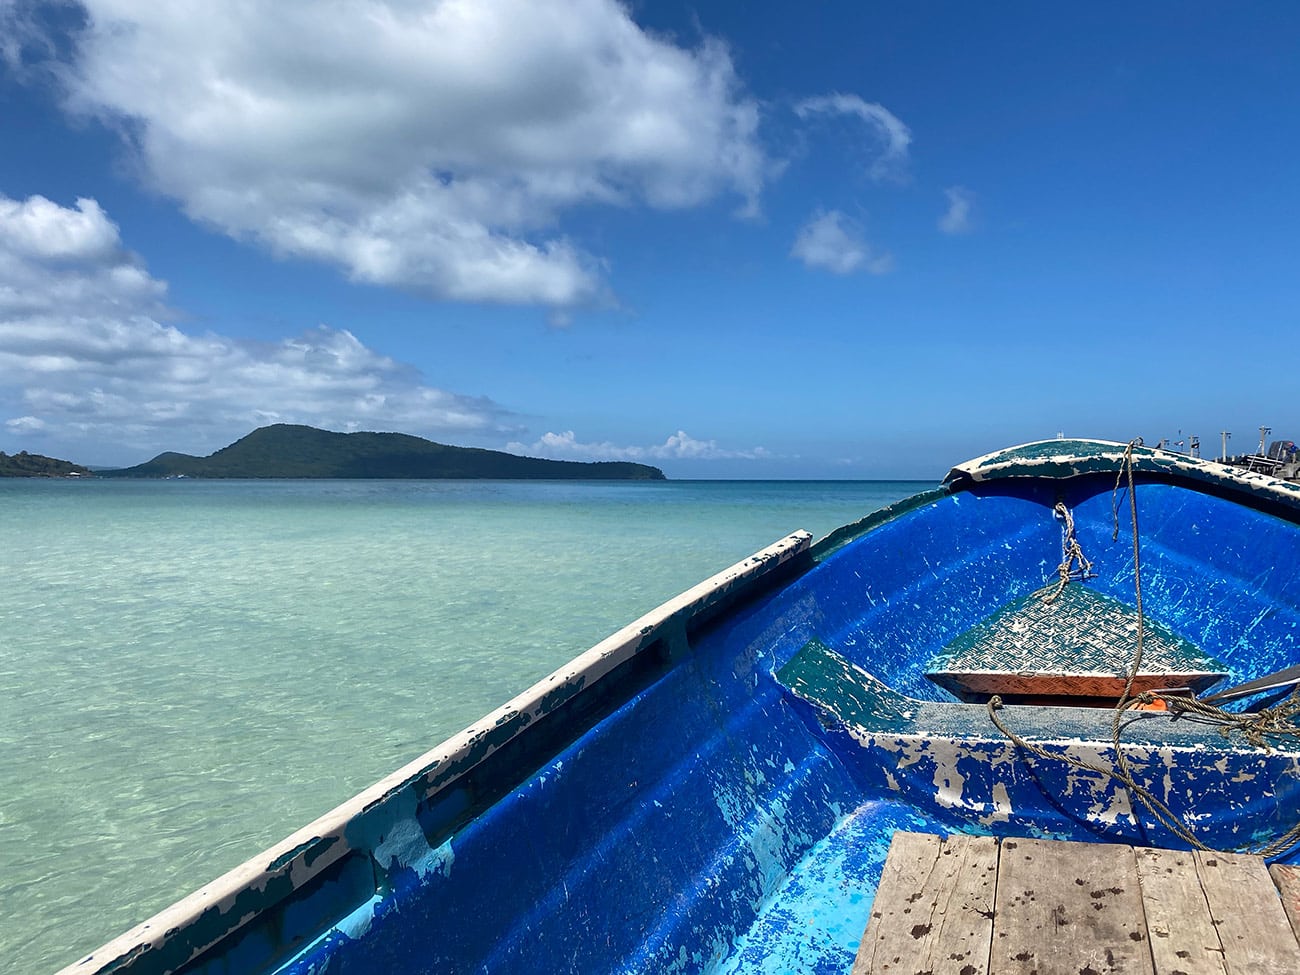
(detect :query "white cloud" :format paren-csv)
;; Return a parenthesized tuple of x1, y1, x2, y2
(0, 194, 515, 457)
(791, 210, 893, 275)
(17, 0, 768, 308)
(0, 195, 121, 261)
(5, 415, 46, 434)
(794, 93, 911, 182)
(507, 429, 770, 462)
(939, 186, 975, 234)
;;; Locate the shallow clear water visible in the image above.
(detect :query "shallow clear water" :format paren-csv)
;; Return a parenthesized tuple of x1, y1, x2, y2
(0, 477, 928, 974)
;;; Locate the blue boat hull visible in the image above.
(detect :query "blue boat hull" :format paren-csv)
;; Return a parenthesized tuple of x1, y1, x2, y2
(63, 442, 1300, 975)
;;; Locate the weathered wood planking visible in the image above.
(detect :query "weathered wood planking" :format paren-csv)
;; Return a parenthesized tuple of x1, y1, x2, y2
(1193, 851, 1300, 975)
(1269, 863, 1300, 943)
(990, 837, 1151, 975)
(857, 832, 1300, 975)
(852, 831, 998, 975)
(1133, 847, 1227, 975)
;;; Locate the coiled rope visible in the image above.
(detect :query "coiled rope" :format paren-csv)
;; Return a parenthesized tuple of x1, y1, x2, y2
(988, 438, 1300, 858)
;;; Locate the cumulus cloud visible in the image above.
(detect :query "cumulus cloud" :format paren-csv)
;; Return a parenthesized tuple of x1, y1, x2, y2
(0, 195, 121, 261)
(6, 415, 46, 434)
(794, 93, 911, 182)
(507, 429, 770, 463)
(791, 210, 893, 275)
(0, 193, 516, 456)
(939, 186, 975, 234)
(12, 0, 768, 308)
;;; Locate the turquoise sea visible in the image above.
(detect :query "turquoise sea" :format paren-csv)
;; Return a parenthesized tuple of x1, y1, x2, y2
(0, 478, 930, 974)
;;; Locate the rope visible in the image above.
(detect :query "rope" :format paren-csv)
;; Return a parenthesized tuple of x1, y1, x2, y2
(1161, 691, 1300, 748)
(1107, 439, 1147, 841)
(1035, 502, 1094, 604)
(987, 692, 1300, 858)
(989, 437, 1300, 858)
(987, 694, 1204, 850)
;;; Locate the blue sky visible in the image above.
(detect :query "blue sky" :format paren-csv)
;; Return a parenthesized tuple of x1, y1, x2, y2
(1, 2, 1297, 478)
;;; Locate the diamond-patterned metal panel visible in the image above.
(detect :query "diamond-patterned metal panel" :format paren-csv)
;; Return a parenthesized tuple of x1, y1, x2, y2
(926, 585, 1227, 699)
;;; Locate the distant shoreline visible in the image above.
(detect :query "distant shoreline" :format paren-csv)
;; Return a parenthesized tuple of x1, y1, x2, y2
(7, 424, 668, 481)
(0, 451, 92, 478)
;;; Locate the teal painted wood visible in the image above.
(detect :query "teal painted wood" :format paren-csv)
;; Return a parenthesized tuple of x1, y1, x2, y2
(58, 441, 1300, 975)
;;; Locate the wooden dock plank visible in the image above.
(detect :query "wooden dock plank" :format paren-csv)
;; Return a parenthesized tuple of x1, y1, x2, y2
(858, 832, 1300, 975)
(1195, 850, 1300, 975)
(1133, 847, 1226, 975)
(1269, 863, 1300, 943)
(989, 837, 1152, 975)
(853, 831, 998, 975)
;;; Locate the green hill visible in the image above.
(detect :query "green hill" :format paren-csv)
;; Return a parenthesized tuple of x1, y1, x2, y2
(0, 450, 92, 477)
(99, 425, 667, 480)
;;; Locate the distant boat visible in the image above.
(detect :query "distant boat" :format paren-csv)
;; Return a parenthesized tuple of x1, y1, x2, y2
(63, 440, 1300, 975)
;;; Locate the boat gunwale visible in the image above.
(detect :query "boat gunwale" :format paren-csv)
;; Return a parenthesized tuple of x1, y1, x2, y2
(946, 438, 1300, 520)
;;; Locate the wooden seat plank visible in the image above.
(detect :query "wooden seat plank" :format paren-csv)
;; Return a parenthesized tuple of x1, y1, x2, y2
(1133, 847, 1226, 975)
(989, 837, 1152, 975)
(853, 830, 998, 975)
(1194, 851, 1300, 975)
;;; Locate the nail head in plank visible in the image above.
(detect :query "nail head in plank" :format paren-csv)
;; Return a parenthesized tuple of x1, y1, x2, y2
(853, 830, 998, 974)
(990, 837, 1152, 975)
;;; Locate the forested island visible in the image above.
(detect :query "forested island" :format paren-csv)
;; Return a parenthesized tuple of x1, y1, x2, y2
(96, 424, 666, 480)
(0, 451, 92, 477)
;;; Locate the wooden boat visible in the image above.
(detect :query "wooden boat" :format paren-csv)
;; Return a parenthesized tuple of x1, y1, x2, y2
(63, 440, 1300, 975)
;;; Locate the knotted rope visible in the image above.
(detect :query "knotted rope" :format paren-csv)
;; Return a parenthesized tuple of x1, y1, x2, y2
(1035, 502, 1094, 604)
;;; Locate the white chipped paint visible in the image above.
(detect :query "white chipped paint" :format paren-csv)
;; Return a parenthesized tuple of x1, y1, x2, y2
(373, 817, 455, 886)
(711, 774, 810, 904)
(712, 776, 750, 829)
(1088, 784, 1135, 826)
(926, 739, 968, 807)
(890, 737, 929, 770)
(864, 733, 1165, 827)
(1058, 743, 1118, 802)
(373, 816, 433, 874)
(1159, 751, 1178, 803)
(747, 796, 797, 896)
(979, 782, 1013, 827)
